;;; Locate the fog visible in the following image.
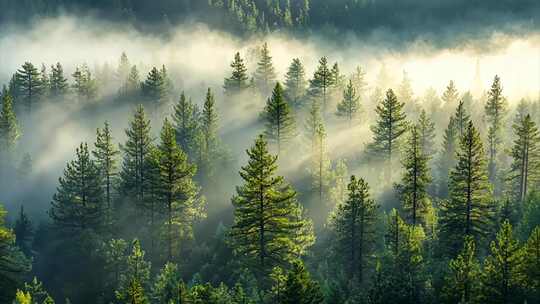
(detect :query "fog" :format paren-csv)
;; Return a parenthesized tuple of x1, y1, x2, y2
(0, 15, 539, 223)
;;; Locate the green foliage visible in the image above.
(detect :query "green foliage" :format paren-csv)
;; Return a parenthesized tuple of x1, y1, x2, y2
(142, 66, 168, 105)
(279, 260, 324, 304)
(308, 57, 333, 113)
(172, 92, 200, 160)
(50, 143, 104, 232)
(0, 88, 20, 161)
(230, 135, 314, 284)
(441, 80, 459, 105)
(224, 52, 249, 95)
(367, 89, 408, 182)
(395, 126, 431, 226)
(254, 43, 276, 97)
(480, 220, 524, 303)
(336, 80, 360, 125)
(263, 82, 296, 155)
(14, 206, 33, 257)
(15, 62, 43, 113)
(151, 262, 185, 304)
(310, 122, 331, 207)
(520, 227, 540, 299)
(116, 239, 151, 303)
(485, 75, 507, 194)
(441, 236, 481, 304)
(330, 176, 378, 283)
(199, 88, 220, 180)
(416, 109, 436, 158)
(49, 62, 69, 98)
(284, 58, 307, 108)
(440, 122, 494, 255)
(72, 64, 97, 101)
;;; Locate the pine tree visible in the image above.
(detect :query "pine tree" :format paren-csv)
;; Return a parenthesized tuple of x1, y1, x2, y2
(151, 262, 184, 304)
(93, 122, 120, 228)
(439, 122, 494, 255)
(416, 109, 436, 157)
(172, 92, 199, 159)
(441, 236, 481, 304)
(14, 205, 33, 257)
(224, 52, 249, 95)
(441, 80, 459, 105)
(159, 65, 173, 102)
(0, 204, 31, 303)
(49, 62, 69, 98)
(311, 122, 331, 207)
(50, 143, 104, 232)
(230, 135, 314, 283)
(116, 239, 151, 304)
(485, 75, 507, 193)
(350, 66, 368, 99)
(284, 58, 307, 108)
(329, 159, 349, 208)
(520, 227, 540, 297)
(126, 65, 141, 96)
(120, 105, 154, 211)
(367, 89, 408, 182)
(15, 62, 43, 113)
(280, 260, 324, 304)
(21, 277, 54, 304)
(40, 64, 50, 97)
(117, 52, 131, 86)
(508, 114, 540, 206)
(199, 88, 219, 180)
(437, 117, 458, 199)
(142, 67, 166, 106)
(330, 176, 378, 282)
(336, 80, 360, 126)
(264, 82, 296, 155)
(331, 62, 346, 93)
(481, 220, 524, 304)
(254, 42, 277, 97)
(0, 88, 21, 163)
(72, 64, 97, 101)
(156, 119, 202, 261)
(308, 57, 333, 113)
(453, 99, 470, 138)
(305, 100, 323, 148)
(395, 126, 431, 226)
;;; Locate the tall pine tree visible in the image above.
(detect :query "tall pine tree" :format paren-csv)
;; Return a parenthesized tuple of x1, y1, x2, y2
(284, 58, 307, 108)
(254, 42, 277, 97)
(336, 80, 361, 126)
(264, 82, 296, 155)
(224, 52, 249, 95)
(15, 62, 43, 113)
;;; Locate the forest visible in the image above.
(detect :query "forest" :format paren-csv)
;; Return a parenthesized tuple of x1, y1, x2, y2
(0, 2, 539, 304)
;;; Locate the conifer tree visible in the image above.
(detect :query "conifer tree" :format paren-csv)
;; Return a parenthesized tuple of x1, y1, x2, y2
(305, 100, 323, 148)
(329, 159, 349, 208)
(439, 122, 493, 255)
(520, 227, 540, 297)
(14, 205, 33, 257)
(480, 220, 523, 303)
(142, 67, 166, 106)
(230, 135, 314, 283)
(172, 92, 199, 159)
(49, 63, 69, 98)
(311, 122, 331, 207)
(264, 82, 296, 155)
(40, 64, 50, 97)
(224, 52, 249, 95)
(117, 52, 131, 84)
(331, 62, 346, 92)
(199, 88, 219, 180)
(395, 126, 431, 226)
(330, 176, 378, 282)
(437, 117, 458, 199)
(284, 58, 307, 108)
(280, 260, 324, 304)
(453, 99, 470, 138)
(0, 88, 21, 162)
(416, 109, 436, 157)
(156, 119, 202, 261)
(441, 80, 459, 105)
(508, 114, 540, 205)
(120, 105, 154, 210)
(50, 143, 104, 232)
(126, 65, 141, 94)
(350, 66, 368, 98)
(151, 262, 184, 304)
(336, 80, 360, 126)
(0, 204, 31, 303)
(93, 121, 120, 227)
(385, 209, 407, 256)
(159, 65, 173, 101)
(15, 62, 43, 113)
(485, 75, 507, 192)
(254, 42, 277, 97)
(367, 89, 408, 182)
(72, 64, 97, 101)
(116, 239, 151, 304)
(308, 57, 333, 113)
(20, 277, 55, 304)
(441, 236, 481, 304)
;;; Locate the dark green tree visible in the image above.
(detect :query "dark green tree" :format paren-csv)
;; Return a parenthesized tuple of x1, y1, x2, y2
(49, 62, 69, 98)
(15, 62, 43, 113)
(72, 64, 97, 101)
(308, 57, 333, 113)
(439, 122, 494, 255)
(126, 65, 141, 96)
(142, 67, 167, 106)
(172, 92, 199, 159)
(395, 126, 431, 226)
(416, 109, 436, 157)
(0, 88, 20, 163)
(93, 121, 120, 228)
(230, 135, 314, 284)
(437, 117, 458, 199)
(264, 82, 296, 155)
(520, 227, 540, 300)
(480, 220, 524, 304)
(156, 119, 202, 261)
(330, 175, 378, 283)
(284, 58, 307, 108)
(367, 89, 408, 183)
(280, 260, 324, 304)
(224, 52, 249, 95)
(199, 88, 219, 180)
(116, 239, 151, 304)
(49, 143, 104, 232)
(14, 205, 33, 257)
